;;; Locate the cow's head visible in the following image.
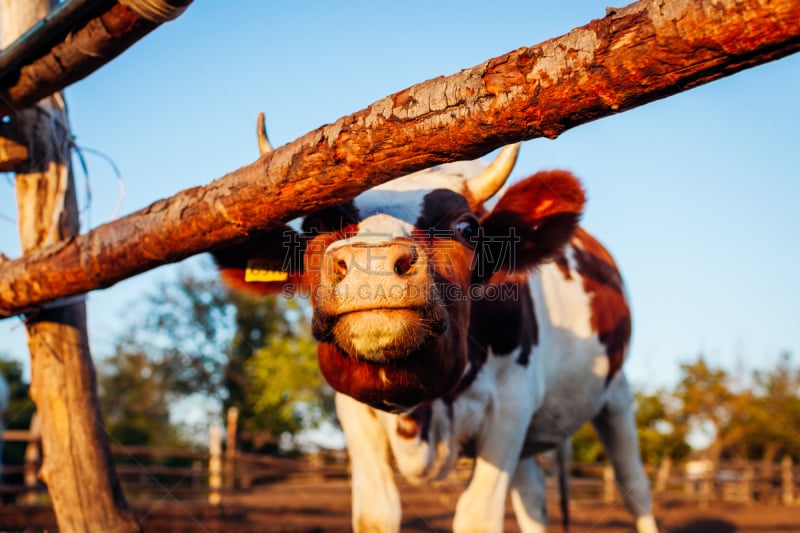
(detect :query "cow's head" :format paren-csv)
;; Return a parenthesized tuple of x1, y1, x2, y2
(214, 129, 585, 411)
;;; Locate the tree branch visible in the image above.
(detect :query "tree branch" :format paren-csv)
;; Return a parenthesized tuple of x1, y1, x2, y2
(1, 0, 798, 317)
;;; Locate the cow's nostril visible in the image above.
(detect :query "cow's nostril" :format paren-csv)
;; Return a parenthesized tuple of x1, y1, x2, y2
(334, 258, 348, 277)
(328, 251, 350, 283)
(394, 249, 418, 276)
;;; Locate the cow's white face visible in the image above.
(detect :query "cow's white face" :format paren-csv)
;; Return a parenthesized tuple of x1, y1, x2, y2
(214, 145, 587, 412)
(306, 163, 488, 411)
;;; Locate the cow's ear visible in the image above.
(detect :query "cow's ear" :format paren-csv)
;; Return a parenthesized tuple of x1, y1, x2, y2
(211, 225, 304, 296)
(477, 170, 585, 280)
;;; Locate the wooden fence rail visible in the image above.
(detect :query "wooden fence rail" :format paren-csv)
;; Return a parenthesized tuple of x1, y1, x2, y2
(3, 421, 797, 507)
(576, 460, 799, 507)
(2, 0, 799, 319)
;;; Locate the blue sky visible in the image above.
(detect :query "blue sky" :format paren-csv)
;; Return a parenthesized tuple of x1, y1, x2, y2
(1, 1, 798, 391)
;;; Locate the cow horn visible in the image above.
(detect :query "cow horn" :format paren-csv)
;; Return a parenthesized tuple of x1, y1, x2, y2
(257, 112, 273, 155)
(465, 142, 521, 204)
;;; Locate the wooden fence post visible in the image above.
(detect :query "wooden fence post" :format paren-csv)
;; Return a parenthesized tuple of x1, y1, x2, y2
(192, 460, 202, 491)
(23, 413, 41, 505)
(208, 424, 222, 506)
(782, 456, 794, 506)
(224, 407, 238, 490)
(699, 467, 713, 509)
(742, 464, 754, 505)
(654, 456, 671, 495)
(0, 2, 138, 530)
(685, 460, 714, 507)
(603, 464, 615, 503)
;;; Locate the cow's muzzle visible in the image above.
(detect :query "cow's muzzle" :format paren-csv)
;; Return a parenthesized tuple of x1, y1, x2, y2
(312, 240, 447, 362)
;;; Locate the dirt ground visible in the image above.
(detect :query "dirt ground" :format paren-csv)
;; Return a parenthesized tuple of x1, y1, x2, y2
(1, 478, 798, 532)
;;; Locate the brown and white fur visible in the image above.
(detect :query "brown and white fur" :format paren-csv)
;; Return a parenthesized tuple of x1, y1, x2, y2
(214, 144, 657, 533)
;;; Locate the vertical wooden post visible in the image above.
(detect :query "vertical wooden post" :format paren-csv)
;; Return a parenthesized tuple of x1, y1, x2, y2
(209, 423, 222, 506)
(224, 407, 238, 490)
(699, 465, 713, 509)
(684, 467, 696, 498)
(742, 464, 754, 505)
(192, 460, 202, 491)
(23, 413, 41, 505)
(0, 2, 138, 531)
(603, 463, 616, 503)
(782, 456, 794, 506)
(654, 456, 671, 495)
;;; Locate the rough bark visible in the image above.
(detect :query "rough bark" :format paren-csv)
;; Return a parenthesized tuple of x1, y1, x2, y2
(1, 1, 140, 531)
(0, 0, 193, 117)
(0, 0, 798, 317)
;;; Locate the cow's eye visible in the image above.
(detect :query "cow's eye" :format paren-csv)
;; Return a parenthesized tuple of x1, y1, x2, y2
(455, 218, 479, 244)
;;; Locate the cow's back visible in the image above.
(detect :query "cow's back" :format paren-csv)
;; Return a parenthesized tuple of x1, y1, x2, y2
(523, 228, 631, 453)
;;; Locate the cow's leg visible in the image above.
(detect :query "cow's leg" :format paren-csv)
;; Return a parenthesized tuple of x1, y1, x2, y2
(336, 393, 402, 533)
(453, 430, 525, 533)
(453, 363, 538, 533)
(509, 456, 547, 533)
(592, 374, 659, 533)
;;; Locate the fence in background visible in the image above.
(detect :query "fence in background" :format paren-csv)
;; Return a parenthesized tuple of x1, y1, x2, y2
(570, 458, 796, 507)
(1, 412, 797, 508)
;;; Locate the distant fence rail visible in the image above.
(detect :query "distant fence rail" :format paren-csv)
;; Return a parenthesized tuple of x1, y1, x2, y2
(567, 459, 797, 507)
(2, 415, 797, 507)
(0, 415, 350, 505)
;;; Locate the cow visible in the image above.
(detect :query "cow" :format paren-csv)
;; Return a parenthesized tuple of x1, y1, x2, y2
(213, 119, 658, 533)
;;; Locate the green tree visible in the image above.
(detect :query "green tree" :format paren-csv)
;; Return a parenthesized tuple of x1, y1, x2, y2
(570, 387, 690, 465)
(98, 344, 184, 447)
(745, 352, 800, 462)
(225, 287, 331, 450)
(720, 352, 800, 462)
(572, 422, 605, 464)
(103, 258, 333, 451)
(143, 268, 234, 398)
(224, 290, 298, 414)
(672, 352, 800, 463)
(673, 355, 735, 461)
(634, 389, 690, 464)
(246, 323, 331, 436)
(96, 266, 234, 447)
(0, 355, 36, 471)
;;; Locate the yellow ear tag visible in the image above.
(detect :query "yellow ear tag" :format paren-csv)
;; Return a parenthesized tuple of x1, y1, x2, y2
(245, 259, 289, 283)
